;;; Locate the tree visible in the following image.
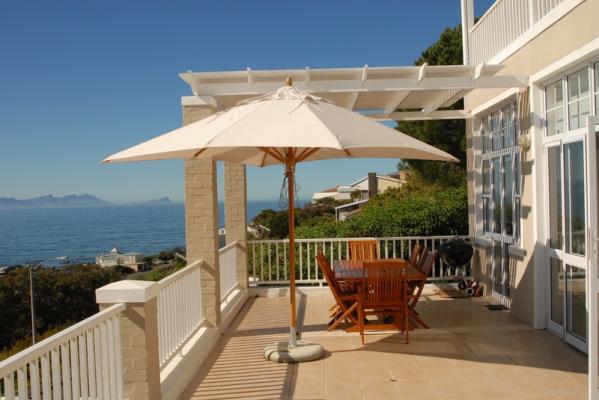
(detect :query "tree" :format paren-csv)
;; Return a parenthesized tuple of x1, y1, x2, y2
(0, 265, 126, 353)
(396, 25, 466, 187)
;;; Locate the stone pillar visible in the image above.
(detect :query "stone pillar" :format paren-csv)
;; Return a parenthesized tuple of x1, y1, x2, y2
(224, 163, 249, 289)
(96, 281, 160, 400)
(182, 96, 221, 327)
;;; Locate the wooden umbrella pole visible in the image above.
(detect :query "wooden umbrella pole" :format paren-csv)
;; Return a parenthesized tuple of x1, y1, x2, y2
(286, 149, 297, 347)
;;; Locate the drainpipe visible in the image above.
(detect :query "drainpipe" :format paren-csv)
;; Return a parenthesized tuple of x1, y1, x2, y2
(460, 0, 474, 65)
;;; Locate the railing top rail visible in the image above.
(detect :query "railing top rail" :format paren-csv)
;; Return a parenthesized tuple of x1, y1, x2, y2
(0, 302, 125, 377)
(219, 240, 242, 254)
(157, 259, 204, 290)
(248, 235, 468, 244)
(469, 0, 505, 34)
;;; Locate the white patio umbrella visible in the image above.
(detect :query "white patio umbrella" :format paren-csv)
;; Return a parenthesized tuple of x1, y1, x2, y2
(103, 78, 457, 362)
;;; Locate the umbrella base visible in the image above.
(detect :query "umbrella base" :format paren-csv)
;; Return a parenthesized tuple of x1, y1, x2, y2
(263, 340, 324, 363)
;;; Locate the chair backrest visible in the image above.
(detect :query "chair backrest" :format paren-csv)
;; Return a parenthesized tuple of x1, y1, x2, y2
(362, 261, 405, 307)
(409, 251, 437, 308)
(316, 251, 344, 301)
(349, 240, 378, 261)
(418, 251, 436, 278)
(408, 244, 424, 266)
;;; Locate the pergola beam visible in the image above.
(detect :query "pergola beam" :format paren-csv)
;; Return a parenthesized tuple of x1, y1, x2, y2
(371, 110, 468, 121)
(180, 76, 527, 97)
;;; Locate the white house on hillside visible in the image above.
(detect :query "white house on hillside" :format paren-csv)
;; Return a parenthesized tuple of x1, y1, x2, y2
(95, 247, 148, 271)
(311, 172, 406, 203)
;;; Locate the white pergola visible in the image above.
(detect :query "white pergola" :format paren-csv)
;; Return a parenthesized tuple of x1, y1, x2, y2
(179, 64, 528, 121)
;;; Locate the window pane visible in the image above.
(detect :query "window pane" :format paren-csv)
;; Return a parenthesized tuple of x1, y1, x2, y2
(483, 160, 491, 194)
(564, 141, 586, 256)
(547, 81, 560, 109)
(546, 81, 564, 136)
(483, 159, 491, 233)
(493, 158, 502, 234)
(503, 154, 513, 236)
(483, 198, 491, 233)
(550, 258, 564, 325)
(566, 265, 586, 340)
(482, 117, 491, 153)
(568, 73, 579, 101)
(548, 146, 563, 249)
(492, 112, 502, 150)
(503, 104, 516, 148)
(569, 101, 580, 130)
(568, 69, 590, 129)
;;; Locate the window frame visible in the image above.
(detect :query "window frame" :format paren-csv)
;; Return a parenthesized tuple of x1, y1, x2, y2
(479, 101, 521, 245)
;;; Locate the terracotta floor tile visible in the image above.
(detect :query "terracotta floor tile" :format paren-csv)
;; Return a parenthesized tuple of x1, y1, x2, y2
(179, 293, 587, 400)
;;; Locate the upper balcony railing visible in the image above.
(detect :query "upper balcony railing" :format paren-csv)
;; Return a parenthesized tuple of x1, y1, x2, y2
(468, 0, 571, 65)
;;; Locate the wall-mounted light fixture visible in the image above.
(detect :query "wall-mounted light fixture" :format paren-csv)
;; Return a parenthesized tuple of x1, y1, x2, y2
(518, 133, 531, 151)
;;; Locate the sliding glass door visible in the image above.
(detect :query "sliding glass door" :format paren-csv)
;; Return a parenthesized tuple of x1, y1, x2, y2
(545, 138, 588, 351)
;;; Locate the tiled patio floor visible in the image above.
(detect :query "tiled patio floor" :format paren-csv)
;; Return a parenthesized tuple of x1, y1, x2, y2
(181, 289, 587, 400)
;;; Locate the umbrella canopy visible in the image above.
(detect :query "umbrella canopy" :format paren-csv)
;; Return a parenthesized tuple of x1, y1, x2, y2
(103, 80, 457, 357)
(102, 85, 457, 165)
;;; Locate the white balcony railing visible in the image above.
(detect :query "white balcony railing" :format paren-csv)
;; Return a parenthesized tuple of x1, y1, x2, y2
(0, 303, 125, 400)
(248, 235, 469, 286)
(219, 242, 240, 302)
(157, 260, 204, 368)
(468, 0, 568, 65)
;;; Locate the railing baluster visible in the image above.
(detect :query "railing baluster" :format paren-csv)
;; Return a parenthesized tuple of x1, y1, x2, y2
(284, 242, 288, 281)
(100, 322, 110, 400)
(252, 242, 257, 281)
(298, 242, 303, 281)
(16, 366, 26, 400)
(307, 241, 311, 282)
(268, 242, 272, 281)
(3, 372, 15, 400)
(276, 242, 280, 281)
(30, 359, 41, 400)
(70, 338, 80, 400)
(107, 319, 117, 400)
(79, 334, 89, 400)
(61, 342, 72, 400)
(41, 353, 51, 400)
(260, 243, 264, 281)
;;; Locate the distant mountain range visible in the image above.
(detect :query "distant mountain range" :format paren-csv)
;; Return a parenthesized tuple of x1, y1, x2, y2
(0, 194, 174, 209)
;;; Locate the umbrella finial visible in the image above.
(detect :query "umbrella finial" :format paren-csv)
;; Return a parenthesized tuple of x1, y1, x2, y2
(285, 76, 293, 86)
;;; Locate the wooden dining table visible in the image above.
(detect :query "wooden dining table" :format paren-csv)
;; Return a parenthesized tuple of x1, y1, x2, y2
(332, 258, 426, 332)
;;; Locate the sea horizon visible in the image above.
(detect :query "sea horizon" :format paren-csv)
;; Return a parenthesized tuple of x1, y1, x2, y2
(0, 200, 309, 266)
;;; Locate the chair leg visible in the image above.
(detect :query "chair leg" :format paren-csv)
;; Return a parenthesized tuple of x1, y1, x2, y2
(410, 312, 429, 329)
(404, 283, 409, 344)
(358, 301, 364, 345)
(328, 303, 357, 331)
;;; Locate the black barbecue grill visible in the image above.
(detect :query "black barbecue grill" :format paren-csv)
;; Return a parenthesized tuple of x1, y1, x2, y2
(437, 239, 475, 294)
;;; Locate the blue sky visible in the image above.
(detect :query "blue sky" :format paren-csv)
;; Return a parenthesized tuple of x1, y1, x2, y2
(0, 1, 494, 203)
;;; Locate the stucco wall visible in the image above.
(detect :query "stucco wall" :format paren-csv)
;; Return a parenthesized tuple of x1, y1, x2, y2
(463, 0, 599, 325)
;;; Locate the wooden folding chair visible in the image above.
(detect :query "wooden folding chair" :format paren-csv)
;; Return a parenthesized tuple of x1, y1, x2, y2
(348, 240, 378, 261)
(408, 243, 425, 266)
(316, 252, 359, 331)
(357, 262, 410, 344)
(406, 251, 436, 329)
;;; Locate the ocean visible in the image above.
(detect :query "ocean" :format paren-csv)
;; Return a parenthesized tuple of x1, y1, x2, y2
(0, 201, 283, 266)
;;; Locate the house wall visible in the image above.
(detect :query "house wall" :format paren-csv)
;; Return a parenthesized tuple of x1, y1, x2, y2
(464, 0, 599, 326)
